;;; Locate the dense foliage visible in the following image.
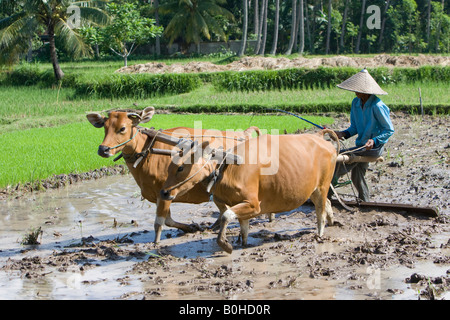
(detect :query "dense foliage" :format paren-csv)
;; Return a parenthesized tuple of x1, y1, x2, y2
(1, 0, 449, 69)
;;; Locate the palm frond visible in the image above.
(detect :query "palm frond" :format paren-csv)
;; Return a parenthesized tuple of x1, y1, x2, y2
(72, 0, 109, 10)
(198, 1, 234, 20)
(157, 2, 184, 15)
(193, 11, 210, 40)
(54, 18, 92, 58)
(0, 12, 30, 48)
(202, 11, 226, 40)
(164, 10, 188, 45)
(79, 6, 110, 25)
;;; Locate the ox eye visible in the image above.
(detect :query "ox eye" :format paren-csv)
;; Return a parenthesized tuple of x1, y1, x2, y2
(177, 166, 184, 172)
(119, 127, 126, 133)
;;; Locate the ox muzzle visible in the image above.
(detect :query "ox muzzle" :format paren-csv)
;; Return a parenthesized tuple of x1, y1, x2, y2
(98, 145, 113, 158)
(160, 189, 175, 201)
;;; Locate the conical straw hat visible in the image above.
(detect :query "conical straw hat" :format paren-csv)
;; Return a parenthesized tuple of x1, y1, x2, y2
(337, 68, 388, 95)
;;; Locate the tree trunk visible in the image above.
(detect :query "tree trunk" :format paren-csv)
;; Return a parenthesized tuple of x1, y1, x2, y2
(27, 36, 33, 62)
(270, 0, 280, 55)
(254, 0, 265, 54)
(95, 43, 100, 59)
(355, 0, 366, 54)
(298, 0, 304, 54)
(340, 0, 349, 52)
(285, 0, 297, 55)
(154, 0, 161, 56)
(123, 45, 129, 67)
(258, 0, 268, 55)
(435, 0, 445, 52)
(254, 0, 259, 36)
(325, 0, 332, 54)
(378, 0, 390, 52)
(293, 0, 301, 50)
(305, 0, 313, 53)
(426, 0, 431, 51)
(48, 24, 64, 81)
(238, 0, 248, 57)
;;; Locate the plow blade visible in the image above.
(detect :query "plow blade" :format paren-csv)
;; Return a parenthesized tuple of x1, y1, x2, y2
(330, 199, 439, 217)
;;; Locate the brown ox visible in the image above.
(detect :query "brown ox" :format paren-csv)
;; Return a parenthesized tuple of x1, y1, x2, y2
(86, 107, 259, 243)
(160, 130, 339, 253)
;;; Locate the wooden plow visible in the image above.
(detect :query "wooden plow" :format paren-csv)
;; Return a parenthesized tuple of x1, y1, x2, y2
(334, 153, 439, 217)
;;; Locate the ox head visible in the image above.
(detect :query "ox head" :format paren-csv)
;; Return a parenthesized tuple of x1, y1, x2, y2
(86, 107, 155, 158)
(160, 140, 213, 201)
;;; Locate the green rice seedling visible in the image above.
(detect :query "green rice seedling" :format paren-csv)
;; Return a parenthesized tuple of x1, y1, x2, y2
(21, 227, 43, 245)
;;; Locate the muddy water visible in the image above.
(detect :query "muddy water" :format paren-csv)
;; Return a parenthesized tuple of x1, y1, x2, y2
(0, 174, 448, 300)
(1, 114, 449, 300)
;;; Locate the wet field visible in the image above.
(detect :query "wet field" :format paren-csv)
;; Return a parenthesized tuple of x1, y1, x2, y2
(0, 113, 449, 300)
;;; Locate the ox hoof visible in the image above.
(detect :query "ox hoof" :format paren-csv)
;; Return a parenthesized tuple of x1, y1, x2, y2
(184, 223, 204, 233)
(218, 239, 233, 254)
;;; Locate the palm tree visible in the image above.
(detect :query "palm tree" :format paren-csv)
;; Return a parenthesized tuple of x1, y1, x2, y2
(339, 0, 350, 53)
(159, 0, 234, 53)
(285, 0, 297, 55)
(258, 0, 268, 55)
(378, 0, 390, 52)
(355, 0, 366, 54)
(325, 0, 331, 54)
(238, 0, 248, 57)
(0, 0, 108, 81)
(254, 0, 265, 54)
(269, 0, 280, 55)
(297, 0, 304, 55)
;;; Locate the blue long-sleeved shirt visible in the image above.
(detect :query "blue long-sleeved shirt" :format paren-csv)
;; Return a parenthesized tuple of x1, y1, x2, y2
(343, 95, 394, 148)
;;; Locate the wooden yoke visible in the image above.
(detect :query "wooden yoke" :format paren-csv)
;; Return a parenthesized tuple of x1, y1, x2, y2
(336, 154, 384, 164)
(146, 128, 242, 164)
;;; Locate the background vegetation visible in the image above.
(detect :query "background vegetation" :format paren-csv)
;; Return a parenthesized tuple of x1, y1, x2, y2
(1, 0, 449, 74)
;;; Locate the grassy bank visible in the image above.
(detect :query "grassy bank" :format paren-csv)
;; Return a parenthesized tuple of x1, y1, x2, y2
(0, 114, 333, 189)
(0, 80, 448, 133)
(1, 56, 449, 191)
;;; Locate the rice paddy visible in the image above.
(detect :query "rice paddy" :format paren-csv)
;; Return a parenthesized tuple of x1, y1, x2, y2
(1, 58, 448, 190)
(0, 113, 333, 188)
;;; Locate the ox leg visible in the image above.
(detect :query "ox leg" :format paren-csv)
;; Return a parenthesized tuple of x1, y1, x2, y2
(217, 208, 235, 254)
(154, 198, 202, 243)
(217, 200, 261, 253)
(210, 200, 228, 231)
(325, 198, 334, 226)
(310, 188, 331, 237)
(239, 219, 250, 247)
(154, 198, 170, 243)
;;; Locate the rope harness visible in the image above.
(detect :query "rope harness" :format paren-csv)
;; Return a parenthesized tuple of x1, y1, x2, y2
(109, 127, 140, 150)
(163, 154, 214, 193)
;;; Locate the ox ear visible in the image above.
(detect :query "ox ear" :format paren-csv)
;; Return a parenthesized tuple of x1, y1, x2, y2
(86, 113, 105, 128)
(127, 113, 142, 127)
(140, 106, 155, 124)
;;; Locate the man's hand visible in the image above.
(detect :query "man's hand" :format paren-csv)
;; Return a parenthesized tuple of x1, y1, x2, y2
(335, 131, 346, 140)
(364, 139, 375, 150)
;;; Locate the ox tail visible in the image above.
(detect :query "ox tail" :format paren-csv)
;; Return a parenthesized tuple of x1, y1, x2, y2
(243, 126, 261, 138)
(319, 129, 340, 156)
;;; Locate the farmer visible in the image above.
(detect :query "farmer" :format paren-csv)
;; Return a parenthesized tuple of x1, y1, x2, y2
(333, 68, 395, 202)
